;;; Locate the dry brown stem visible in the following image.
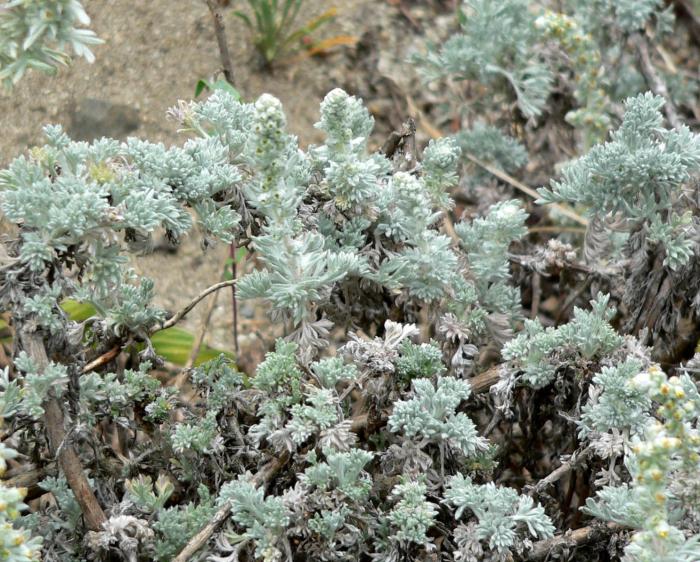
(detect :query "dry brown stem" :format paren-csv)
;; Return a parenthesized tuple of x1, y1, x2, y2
(19, 330, 107, 531)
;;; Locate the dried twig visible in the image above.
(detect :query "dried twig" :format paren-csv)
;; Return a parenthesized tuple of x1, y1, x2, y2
(230, 241, 240, 355)
(185, 289, 220, 370)
(173, 452, 290, 562)
(159, 279, 237, 332)
(19, 330, 107, 531)
(205, 0, 235, 85)
(82, 279, 237, 375)
(525, 522, 624, 560)
(81, 346, 120, 374)
(528, 446, 593, 496)
(632, 32, 682, 130)
(462, 153, 589, 227)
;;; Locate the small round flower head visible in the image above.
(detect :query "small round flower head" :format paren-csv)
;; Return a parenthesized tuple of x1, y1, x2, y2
(254, 94, 286, 139)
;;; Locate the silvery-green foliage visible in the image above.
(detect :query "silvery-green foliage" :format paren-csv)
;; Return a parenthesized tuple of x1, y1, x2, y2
(0, 444, 42, 561)
(300, 448, 374, 503)
(179, 88, 467, 341)
(582, 484, 645, 528)
(20, 284, 63, 335)
(39, 475, 85, 530)
(421, 137, 461, 208)
(456, 124, 528, 180)
(457, 200, 527, 286)
(78, 361, 164, 422)
(502, 293, 623, 388)
(152, 485, 215, 561)
(232, 91, 369, 326)
(105, 278, 166, 336)
(189, 354, 243, 411)
(9, 351, 68, 419)
(539, 92, 700, 269)
(579, 358, 651, 438)
(171, 411, 220, 454)
(252, 339, 302, 397)
(570, 0, 673, 36)
(238, 231, 364, 325)
(448, 200, 528, 342)
(386, 478, 438, 546)
(284, 387, 340, 447)
(0, 367, 22, 420)
(311, 356, 359, 389)
(312, 88, 390, 213)
(124, 474, 174, 513)
(415, 0, 552, 118)
(218, 476, 291, 560)
(584, 366, 700, 561)
(170, 359, 244, 457)
(248, 340, 305, 446)
(388, 377, 488, 458)
(395, 339, 445, 384)
(444, 473, 555, 555)
(0, 118, 241, 338)
(0, 0, 101, 87)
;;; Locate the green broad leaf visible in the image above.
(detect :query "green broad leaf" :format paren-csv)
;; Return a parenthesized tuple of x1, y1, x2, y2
(194, 79, 242, 100)
(61, 300, 97, 322)
(195, 79, 209, 98)
(148, 327, 235, 367)
(236, 247, 248, 263)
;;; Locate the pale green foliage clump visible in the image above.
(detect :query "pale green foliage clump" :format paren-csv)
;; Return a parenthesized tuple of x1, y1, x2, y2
(445, 473, 555, 554)
(312, 87, 390, 213)
(448, 200, 528, 342)
(579, 358, 651, 438)
(0, 121, 241, 341)
(200, 87, 466, 337)
(301, 448, 375, 503)
(311, 356, 358, 388)
(395, 339, 445, 384)
(218, 477, 291, 560)
(585, 366, 700, 562)
(386, 479, 438, 545)
(152, 486, 215, 561)
(0, 0, 101, 87)
(2, 353, 67, 419)
(539, 93, 700, 269)
(0, 444, 42, 561)
(572, 0, 673, 36)
(421, 136, 462, 208)
(456, 123, 528, 178)
(416, 0, 552, 119)
(502, 293, 623, 388)
(125, 475, 215, 561)
(389, 377, 488, 458)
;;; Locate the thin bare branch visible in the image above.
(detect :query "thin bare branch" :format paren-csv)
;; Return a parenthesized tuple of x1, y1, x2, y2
(205, 0, 235, 85)
(528, 446, 593, 496)
(158, 279, 237, 332)
(526, 522, 625, 560)
(632, 32, 682, 130)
